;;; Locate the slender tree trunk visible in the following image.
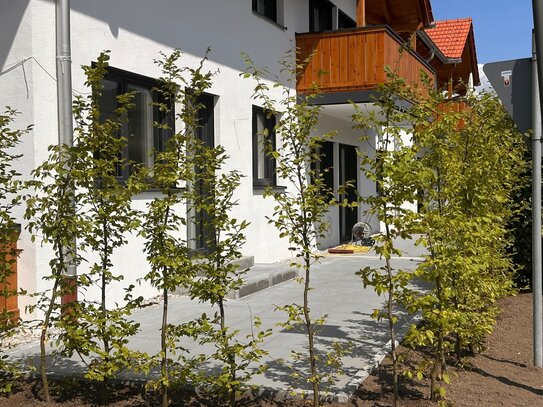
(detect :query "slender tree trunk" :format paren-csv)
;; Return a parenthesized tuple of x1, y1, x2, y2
(40, 277, 60, 403)
(159, 202, 173, 407)
(303, 254, 319, 407)
(430, 274, 445, 400)
(455, 332, 462, 364)
(98, 222, 111, 405)
(430, 333, 445, 400)
(385, 258, 398, 407)
(161, 284, 169, 407)
(378, 126, 399, 406)
(383, 220, 398, 407)
(293, 148, 319, 407)
(429, 356, 439, 400)
(439, 334, 446, 374)
(452, 274, 462, 364)
(218, 297, 237, 407)
(436, 274, 446, 377)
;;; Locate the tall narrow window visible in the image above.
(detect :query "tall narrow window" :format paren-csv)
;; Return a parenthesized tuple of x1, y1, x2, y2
(252, 106, 276, 187)
(97, 67, 173, 180)
(193, 93, 216, 253)
(309, 0, 335, 32)
(253, 0, 278, 22)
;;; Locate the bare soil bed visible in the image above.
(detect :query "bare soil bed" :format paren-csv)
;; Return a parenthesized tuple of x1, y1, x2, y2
(353, 292, 543, 407)
(0, 293, 541, 406)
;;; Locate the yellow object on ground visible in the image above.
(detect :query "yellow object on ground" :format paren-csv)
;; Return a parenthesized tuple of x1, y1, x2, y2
(327, 244, 372, 254)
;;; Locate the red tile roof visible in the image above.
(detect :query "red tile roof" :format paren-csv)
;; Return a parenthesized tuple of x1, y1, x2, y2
(425, 18, 473, 59)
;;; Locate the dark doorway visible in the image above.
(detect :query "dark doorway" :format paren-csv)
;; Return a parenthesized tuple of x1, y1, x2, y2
(339, 144, 358, 242)
(313, 140, 334, 193)
(194, 93, 215, 253)
(319, 141, 334, 192)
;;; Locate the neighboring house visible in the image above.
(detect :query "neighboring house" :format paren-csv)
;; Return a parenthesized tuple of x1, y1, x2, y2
(0, 0, 479, 318)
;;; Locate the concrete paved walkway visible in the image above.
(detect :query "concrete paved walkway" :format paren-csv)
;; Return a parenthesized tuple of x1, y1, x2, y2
(9, 239, 426, 401)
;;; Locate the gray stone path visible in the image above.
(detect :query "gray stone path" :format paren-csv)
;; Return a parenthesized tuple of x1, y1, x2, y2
(9, 238, 426, 400)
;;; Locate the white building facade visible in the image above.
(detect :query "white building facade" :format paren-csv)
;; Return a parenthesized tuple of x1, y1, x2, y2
(2, 0, 479, 316)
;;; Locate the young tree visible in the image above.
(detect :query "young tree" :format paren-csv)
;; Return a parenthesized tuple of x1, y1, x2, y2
(138, 50, 214, 407)
(188, 138, 270, 406)
(404, 88, 526, 399)
(55, 52, 147, 404)
(0, 109, 30, 394)
(25, 137, 86, 403)
(243, 50, 340, 407)
(353, 68, 422, 407)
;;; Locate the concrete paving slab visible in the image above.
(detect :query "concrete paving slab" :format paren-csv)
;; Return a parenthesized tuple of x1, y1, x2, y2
(8, 252, 425, 400)
(228, 263, 298, 299)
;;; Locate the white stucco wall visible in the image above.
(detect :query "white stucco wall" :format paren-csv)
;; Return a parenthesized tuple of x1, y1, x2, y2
(0, 0, 376, 316)
(0, 0, 37, 315)
(0, 0, 331, 314)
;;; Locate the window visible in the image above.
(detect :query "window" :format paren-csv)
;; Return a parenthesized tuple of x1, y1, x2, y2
(253, 0, 278, 22)
(193, 93, 216, 253)
(98, 67, 173, 179)
(252, 106, 276, 187)
(310, 0, 335, 32)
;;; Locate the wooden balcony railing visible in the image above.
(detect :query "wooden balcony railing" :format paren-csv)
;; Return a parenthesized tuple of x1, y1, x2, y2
(296, 26, 435, 95)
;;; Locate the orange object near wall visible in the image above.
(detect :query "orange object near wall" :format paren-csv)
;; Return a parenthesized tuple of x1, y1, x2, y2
(61, 275, 78, 307)
(0, 226, 20, 321)
(437, 100, 470, 129)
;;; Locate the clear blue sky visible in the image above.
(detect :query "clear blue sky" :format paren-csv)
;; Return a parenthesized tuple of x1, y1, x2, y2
(432, 0, 533, 64)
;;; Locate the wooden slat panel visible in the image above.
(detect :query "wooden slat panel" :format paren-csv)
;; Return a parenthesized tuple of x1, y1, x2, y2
(365, 33, 378, 84)
(375, 32, 385, 83)
(339, 35, 349, 84)
(348, 34, 358, 85)
(296, 27, 435, 94)
(330, 36, 340, 85)
(320, 37, 331, 87)
(357, 32, 366, 85)
(297, 37, 312, 89)
(307, 38, 321, 88)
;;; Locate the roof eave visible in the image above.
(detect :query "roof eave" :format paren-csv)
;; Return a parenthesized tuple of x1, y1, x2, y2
(416, 29, 461, 65)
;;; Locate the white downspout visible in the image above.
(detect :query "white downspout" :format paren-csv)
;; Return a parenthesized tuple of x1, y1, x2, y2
(56, 0, 77, 281)
(56, 0, 73, 149)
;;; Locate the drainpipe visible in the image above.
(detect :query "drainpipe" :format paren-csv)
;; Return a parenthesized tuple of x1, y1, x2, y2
(56, 0, 77, 303)
(531, 28, 543, 369)
(56, 0, 73, 149)
(533, 0, 543, 368)
(424, 49, 435, 64)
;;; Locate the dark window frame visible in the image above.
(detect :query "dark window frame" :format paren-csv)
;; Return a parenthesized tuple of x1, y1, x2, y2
(193, 92, 216, 253)
(252, 0, 278, 22)
(309, 0, 335, 32)
(98, 66, 174, 181)
(252, 105, 276, 188)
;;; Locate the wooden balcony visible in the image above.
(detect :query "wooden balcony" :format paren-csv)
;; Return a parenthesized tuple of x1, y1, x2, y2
(296, 26, 435, 96)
